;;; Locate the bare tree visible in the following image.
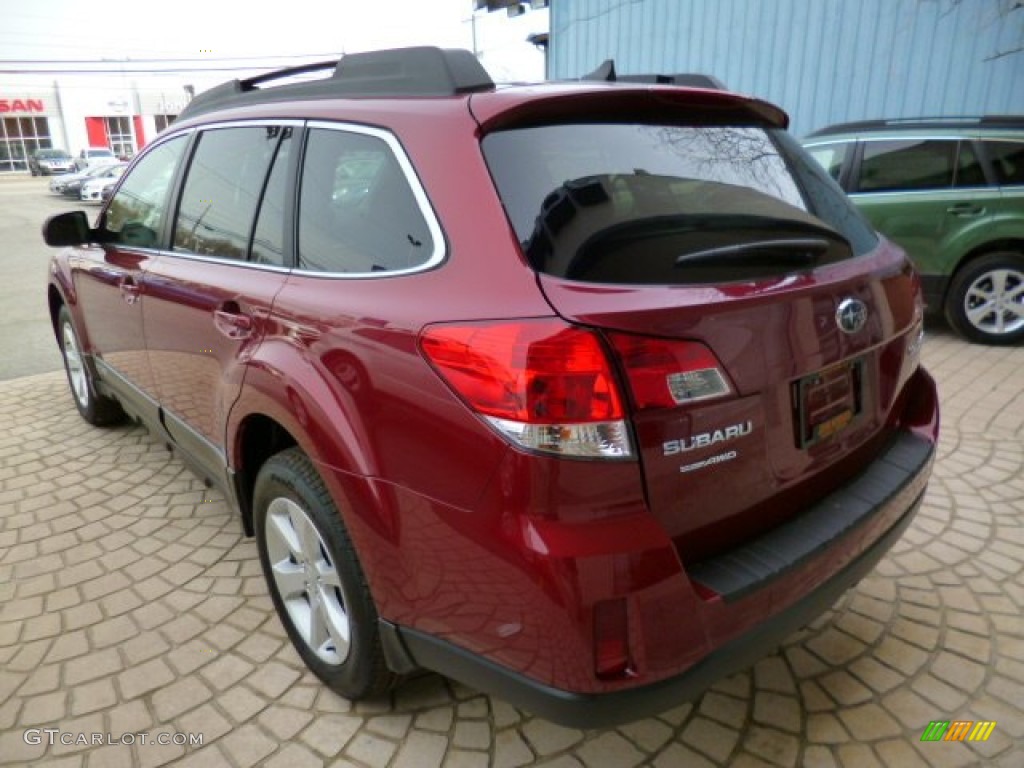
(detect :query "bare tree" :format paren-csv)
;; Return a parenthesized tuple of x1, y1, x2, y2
(934, 0, 1024, 60)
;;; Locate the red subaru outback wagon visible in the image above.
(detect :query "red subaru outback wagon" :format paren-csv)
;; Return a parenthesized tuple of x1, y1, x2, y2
(43, 47, 938, 726)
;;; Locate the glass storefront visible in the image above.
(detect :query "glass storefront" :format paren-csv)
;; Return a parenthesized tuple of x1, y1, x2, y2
(105, 116, 134, 159)
(0, 116, 52, 172)
(154, 114, 176, 133)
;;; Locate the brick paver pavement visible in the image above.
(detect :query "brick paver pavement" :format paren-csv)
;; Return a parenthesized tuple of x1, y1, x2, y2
(1, 326, 1022, 767)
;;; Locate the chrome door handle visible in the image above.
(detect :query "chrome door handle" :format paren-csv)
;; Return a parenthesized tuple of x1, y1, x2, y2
(213, 305, 254, 339)
(119, 278, 140, 305)
(946, 203, 985, 216)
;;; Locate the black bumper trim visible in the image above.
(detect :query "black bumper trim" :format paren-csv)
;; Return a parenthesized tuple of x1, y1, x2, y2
(688, 431, 934, 602)
(386, 486, 925, 729)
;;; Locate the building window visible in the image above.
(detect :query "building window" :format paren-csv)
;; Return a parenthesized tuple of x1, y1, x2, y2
(106, 116, 134, 159)
(154, 114, 177, 133)
(0, 116, 51, 172)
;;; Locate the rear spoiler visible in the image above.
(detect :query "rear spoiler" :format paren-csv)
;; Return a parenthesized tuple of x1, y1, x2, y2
(583, 58, 727, 90)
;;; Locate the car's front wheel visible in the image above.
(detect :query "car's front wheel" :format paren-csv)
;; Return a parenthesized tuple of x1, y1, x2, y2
(945, 252, 1024, 345)
(254, 447, 398, 700)
(57, 305, 125, 425)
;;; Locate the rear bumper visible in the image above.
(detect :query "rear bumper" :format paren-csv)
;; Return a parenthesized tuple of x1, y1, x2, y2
(383, 367, 938, 728)
(688, 431, 932, 602)
(386, 480, 926, 728)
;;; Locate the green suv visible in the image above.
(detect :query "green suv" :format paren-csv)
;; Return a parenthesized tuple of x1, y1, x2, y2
(803, 117, 1024, 345)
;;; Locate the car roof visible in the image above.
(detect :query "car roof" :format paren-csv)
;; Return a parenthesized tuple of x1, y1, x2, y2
(173, 45, 788, 132)
(804, 115, 1024, 141)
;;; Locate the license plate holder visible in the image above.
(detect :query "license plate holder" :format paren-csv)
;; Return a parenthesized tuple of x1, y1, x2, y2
(795, 359, 863, 448)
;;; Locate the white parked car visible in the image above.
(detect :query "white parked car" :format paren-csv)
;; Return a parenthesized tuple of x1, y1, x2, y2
(49, 163, 122, 195)
(75, 146, 118, 170)
(80, 164, 127, 202)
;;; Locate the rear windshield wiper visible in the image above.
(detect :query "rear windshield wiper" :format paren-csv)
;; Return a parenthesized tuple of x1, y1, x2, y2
(674, 238, 831, 268)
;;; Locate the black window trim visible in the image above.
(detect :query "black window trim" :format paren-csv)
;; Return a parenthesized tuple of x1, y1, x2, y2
(292, 119, 447, 280)
(245, 125, 298, 268)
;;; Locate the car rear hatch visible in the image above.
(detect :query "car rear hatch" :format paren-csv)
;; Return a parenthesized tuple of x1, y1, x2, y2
(477, 90, 925, 568)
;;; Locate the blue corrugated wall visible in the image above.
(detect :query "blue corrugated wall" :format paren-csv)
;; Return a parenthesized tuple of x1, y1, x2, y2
(548, 0, 1024, 136)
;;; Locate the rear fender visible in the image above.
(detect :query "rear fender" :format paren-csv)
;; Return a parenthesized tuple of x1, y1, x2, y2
(226, 336, 400, 545)
(937, 215, 1024, 277)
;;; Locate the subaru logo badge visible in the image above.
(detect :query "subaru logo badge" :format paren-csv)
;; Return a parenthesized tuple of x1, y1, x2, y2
(836, 298, 868, 334)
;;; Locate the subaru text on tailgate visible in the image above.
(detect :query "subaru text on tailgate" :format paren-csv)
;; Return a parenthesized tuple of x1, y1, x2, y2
(42, 47, 938, 727)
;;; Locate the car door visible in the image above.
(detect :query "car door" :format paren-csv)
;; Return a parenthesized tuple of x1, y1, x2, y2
(72, 134, 189, 422)
(849, 138, 995, 280)
(141, 123, 294, 482)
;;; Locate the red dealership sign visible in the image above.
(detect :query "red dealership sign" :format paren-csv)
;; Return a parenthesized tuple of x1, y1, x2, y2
(0, 99, 46, 113)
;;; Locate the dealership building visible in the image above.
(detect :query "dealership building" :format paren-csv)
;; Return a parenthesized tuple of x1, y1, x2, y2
(0, 73, 211, 173)
(546, 0, 1023, 137)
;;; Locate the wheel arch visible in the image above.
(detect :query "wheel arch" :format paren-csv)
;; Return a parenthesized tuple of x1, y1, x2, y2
(226, 355, 388, 541)
(47, 283, 65, 339)
(941, 238, 1024, 306)
(231, 412, 298, 537)
(47, 260, 81, 339)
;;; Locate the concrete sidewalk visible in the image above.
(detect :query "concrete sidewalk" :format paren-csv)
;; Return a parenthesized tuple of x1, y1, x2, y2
(1, 326, 1022, 767)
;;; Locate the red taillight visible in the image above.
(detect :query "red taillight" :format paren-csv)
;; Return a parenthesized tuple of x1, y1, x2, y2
(421, 320, 624, 423)
(609, 333, 732, 409)
(420, 320, 631, 458)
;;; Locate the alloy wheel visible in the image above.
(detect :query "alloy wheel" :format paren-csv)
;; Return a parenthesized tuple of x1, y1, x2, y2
(264, 496, 351, 665)
(963, 267, 1024, 337)
(62, 320, 90, 408)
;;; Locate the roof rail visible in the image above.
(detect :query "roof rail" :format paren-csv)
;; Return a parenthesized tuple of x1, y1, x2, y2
(582, 58, 726, 90)
(178, 47, 494, 121)
(806, 114, 1024, 137)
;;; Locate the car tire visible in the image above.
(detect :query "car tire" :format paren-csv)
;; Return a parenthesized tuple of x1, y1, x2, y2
(57, 305, 126, 425)
(945, 252, 1024, 345)
(254, 447, 399, 700)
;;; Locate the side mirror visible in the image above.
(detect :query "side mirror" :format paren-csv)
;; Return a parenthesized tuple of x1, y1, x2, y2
(42, 211, 93, 247)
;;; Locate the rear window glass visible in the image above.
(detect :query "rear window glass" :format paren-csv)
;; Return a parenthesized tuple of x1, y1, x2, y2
(483, 123, 877, 285)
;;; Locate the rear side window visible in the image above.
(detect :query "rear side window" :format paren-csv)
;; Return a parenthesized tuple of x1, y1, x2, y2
(806, 142, 848, 182)
(104, 135, 187, 248)
(856, 139, 957, 192)
(173, 126, 282, 260)
(297, 127, 435, 274)
(483, 123, 876, 285)
(954, 142, 986, 187)
(985, 140, 1024, 185)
